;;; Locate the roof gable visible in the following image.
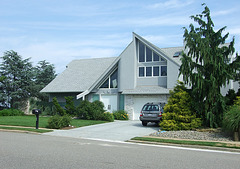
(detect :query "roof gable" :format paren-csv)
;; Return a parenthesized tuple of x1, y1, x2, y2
(133, 32, 182, 66)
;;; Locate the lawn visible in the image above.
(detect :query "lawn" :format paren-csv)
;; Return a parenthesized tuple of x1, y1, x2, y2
(131, 137, 240, 149)
(0, 115, 108, 128)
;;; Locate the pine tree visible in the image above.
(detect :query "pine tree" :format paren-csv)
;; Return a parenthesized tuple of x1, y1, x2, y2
(179, 4, 240, 127)
(159, 81, 201, 131)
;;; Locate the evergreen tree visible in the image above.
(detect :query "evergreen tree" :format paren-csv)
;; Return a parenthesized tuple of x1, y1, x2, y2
(32, 60, 56, 101)
(179, 4, 240, 127)
(0, 50, 33, 108)
(159, 81, 201, 131)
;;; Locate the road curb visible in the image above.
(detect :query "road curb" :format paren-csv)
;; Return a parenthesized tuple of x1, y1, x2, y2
(127, 140, 240, 153)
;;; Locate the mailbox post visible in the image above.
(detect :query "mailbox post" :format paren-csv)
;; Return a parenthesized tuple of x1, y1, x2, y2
(32, 109, 42, 129)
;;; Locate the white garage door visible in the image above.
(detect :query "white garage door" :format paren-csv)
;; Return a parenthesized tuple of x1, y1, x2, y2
(133, 96, 162, 120)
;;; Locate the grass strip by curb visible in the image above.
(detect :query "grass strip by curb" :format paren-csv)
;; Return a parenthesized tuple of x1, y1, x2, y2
(131, 137, 240, 149)
(0, 126, 53, 133)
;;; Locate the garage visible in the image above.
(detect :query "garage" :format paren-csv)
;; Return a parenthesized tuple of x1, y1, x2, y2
(125, 94, 169, 120)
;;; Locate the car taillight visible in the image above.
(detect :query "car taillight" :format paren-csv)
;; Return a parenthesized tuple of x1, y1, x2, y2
(158, 112, 162, 117)
(140, 111, 143, 116)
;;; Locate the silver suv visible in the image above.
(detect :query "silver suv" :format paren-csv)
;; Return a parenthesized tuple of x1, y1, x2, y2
(139, 102, 165, 126)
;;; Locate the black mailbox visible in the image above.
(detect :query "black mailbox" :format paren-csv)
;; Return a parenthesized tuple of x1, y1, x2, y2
(32, 109, 42, 115)
(32, 109, 41, 129)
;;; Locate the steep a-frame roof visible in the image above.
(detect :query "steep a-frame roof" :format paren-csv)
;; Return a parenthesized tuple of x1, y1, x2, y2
(41, 57, 118, 93)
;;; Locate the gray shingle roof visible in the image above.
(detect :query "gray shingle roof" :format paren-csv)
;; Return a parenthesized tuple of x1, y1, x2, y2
(160, 46, 184, 65)
(41, 57, 118, 93)
(122, 86, 170, 94)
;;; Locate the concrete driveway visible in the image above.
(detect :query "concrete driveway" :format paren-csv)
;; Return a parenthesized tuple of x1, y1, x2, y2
(43, 120, 159, 141)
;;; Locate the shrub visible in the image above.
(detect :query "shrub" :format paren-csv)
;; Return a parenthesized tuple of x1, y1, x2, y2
(48, 115, 72, 129)
(76, 100, 107, 120)
(65, 96, 76, 116)
(91, 100, 105, 120)
(76, 100, 93, 120)
(100, 112, 114, 122)
(0, 109, 24, 116)
(159, 81, 201, 131)
(52, 97, 66, 116)
(113, 110, 129, 120)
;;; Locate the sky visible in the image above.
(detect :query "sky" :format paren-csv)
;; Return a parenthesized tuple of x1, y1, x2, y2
(0, 0, 239, 73)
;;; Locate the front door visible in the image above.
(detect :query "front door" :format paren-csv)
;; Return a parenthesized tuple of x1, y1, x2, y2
(101, 95, 118, 113)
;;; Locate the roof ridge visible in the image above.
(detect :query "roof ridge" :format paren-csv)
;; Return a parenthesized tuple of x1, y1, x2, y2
(71, 56, 117, 62)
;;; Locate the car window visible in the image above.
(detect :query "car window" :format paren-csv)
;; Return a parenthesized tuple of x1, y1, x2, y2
(142, 105, 159, 111)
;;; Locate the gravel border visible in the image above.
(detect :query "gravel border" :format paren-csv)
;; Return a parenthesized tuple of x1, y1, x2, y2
(150, 130, 234, 142)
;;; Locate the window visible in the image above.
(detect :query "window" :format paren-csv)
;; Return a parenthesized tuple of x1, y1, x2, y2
(153, 52, 159, 61)
(139, 67, 145, 77)
(146, 67, 152, 77)
(153, 66, 159, 76)
(110, 69, 118, 88)
(173, 51, 181, 57)
(146, 46, 152, 62)
(100, 69, 118, 88)
(139, 41, 145, 62)
(100, 79, 109, 88)
(138, 40, 163, 63)
(161, 66, 167, 76)
(161, 57, 166, 61)
(138, 66, 167, 77)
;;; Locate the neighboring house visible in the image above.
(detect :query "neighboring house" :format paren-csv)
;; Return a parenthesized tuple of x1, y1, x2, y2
(41, 32, 238, 120)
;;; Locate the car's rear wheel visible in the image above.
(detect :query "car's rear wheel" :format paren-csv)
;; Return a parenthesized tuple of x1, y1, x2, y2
(142, 121, 147, 126)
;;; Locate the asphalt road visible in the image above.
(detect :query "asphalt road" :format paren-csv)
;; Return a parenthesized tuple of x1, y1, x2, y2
(0, 132, 240, 169)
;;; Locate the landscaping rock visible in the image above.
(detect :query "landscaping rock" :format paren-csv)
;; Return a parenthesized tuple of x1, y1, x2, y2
(150, 130, 233, 142)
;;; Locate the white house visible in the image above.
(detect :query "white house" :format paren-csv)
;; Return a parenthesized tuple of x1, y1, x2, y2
(41, 32, 238, 120)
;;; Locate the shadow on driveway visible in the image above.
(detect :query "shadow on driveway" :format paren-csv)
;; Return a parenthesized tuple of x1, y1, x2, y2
(43, 120, 159, 141)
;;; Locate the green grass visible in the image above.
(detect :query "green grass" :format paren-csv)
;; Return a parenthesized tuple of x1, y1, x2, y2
(131, 137, 240, 149)
(0, 115, 109, 129)
(0, 126, 53, 133)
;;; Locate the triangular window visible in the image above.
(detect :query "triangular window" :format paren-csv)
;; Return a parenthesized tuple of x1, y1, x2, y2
(100, 69, 118, 88)
(137, 39, 165, 63)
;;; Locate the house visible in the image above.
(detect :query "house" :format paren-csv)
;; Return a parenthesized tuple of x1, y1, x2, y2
(41, 32, 238, 120)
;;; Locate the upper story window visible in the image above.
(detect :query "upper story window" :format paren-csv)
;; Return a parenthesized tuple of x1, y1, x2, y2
(100, 69, 118, 88)
(139, 41, 145, 62)
(139, 66, 167, 77)
(138, 40, 166, 63)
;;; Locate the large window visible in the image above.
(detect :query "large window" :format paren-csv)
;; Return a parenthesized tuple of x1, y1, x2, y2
(138, 66, 167, 77)
(138, 40, 165, 63)
(100, 69, 118, 88)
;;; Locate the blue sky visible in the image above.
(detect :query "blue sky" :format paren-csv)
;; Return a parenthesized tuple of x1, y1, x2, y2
(0, 0, 239, 73)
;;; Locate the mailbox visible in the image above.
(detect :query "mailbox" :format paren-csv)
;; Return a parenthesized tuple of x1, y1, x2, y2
(32, 109, 42, 115)
(32, 109, 41, 129)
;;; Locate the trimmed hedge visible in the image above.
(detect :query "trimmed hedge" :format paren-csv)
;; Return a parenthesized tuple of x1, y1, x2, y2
(0, 109, 24, 116)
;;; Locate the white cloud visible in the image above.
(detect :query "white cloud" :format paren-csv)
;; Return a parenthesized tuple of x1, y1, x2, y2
(212, 8, 237, 17)
(148, 0, 194, 9)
